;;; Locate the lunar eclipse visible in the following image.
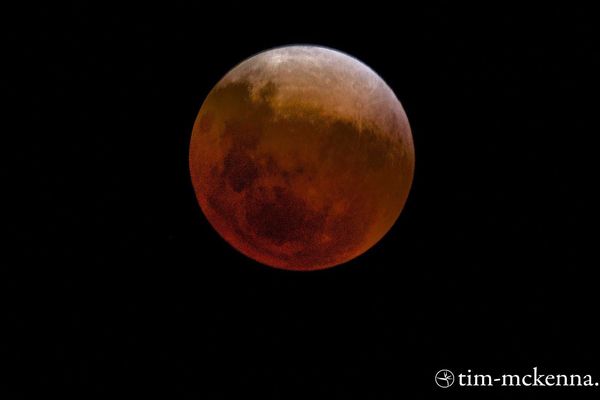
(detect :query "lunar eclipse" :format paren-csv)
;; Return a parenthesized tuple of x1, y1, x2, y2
(189, 45, 414, 271)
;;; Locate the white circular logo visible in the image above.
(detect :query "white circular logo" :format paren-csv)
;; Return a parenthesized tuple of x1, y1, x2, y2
(435, 369, 455, 388)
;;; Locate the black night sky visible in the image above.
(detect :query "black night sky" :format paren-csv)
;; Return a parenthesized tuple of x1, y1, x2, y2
(5, 3, 598, 398)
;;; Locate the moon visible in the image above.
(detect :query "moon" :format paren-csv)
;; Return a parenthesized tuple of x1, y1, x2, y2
(189, 45, 414, 271)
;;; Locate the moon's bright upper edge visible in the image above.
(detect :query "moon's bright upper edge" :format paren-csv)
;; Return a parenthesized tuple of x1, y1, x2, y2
(216, 45, 410, 140)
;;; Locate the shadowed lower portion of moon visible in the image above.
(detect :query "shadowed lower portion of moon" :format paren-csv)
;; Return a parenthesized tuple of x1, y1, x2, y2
(190, 47, 414, 270)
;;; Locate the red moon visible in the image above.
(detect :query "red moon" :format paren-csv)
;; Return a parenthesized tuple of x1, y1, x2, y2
(189, 46, 414, 271)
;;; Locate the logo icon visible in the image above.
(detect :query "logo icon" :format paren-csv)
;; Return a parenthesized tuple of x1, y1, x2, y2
(435, 369, 455, 388)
